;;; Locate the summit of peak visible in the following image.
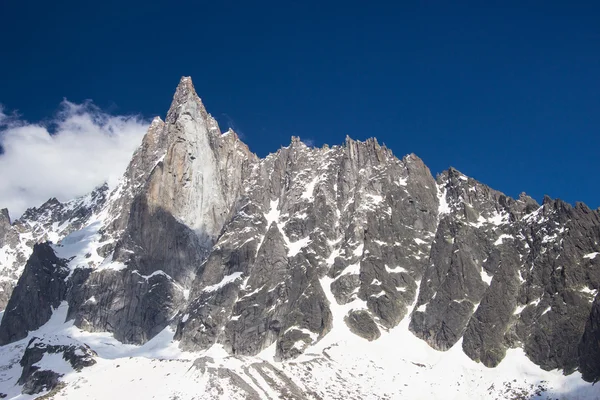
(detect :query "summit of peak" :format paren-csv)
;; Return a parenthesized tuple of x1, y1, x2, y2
(177, 76, 194, 90)
(173, 76, 199, 101)
(166, 76, 207, 123)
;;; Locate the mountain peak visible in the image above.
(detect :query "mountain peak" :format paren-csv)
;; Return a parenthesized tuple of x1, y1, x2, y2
(179, 75, 193, 85)
(0, 208, 10, 225)
(166, 76, 208, 124)
(175, 76, 195, 95)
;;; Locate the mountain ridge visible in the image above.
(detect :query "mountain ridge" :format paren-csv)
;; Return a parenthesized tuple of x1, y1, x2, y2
(0, 76, 599, 399)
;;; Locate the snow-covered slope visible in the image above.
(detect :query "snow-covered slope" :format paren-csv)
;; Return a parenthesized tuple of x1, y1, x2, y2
(0, 301, 596, 400)
(0, 185, 108, 309)
(1, 77, 599, 399)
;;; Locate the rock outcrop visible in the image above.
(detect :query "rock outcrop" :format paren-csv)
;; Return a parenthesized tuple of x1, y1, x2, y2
(0, 243, 69, 345)
(18, 336, 96, 394)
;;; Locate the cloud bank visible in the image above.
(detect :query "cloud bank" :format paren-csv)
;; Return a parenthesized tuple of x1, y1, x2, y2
(0, 101, 149, 219)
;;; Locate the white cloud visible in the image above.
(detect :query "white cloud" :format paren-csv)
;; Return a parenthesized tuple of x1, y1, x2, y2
(0, 100, 149, 219)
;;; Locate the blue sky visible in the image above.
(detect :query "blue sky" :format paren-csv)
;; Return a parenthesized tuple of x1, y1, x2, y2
(0, 0, 599, 211)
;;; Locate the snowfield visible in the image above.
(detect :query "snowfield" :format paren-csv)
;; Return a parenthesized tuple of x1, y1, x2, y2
(0, 301, 597, 400)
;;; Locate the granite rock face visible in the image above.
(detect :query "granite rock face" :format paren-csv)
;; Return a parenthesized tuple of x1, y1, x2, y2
(175, 136, 439, 359)
(69, 78, 255, 344)
(0, 209, 13, 244)
(1, 76, 599, 385)
(0, 208, 18, 309)
(0, 243, 69, 345)
(579, 292, 600, 382)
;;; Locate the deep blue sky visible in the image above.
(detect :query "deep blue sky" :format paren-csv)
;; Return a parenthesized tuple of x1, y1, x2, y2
(1, 0, 599, 208)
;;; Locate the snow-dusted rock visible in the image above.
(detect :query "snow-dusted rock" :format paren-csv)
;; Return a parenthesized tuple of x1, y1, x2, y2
(18, 336, 96, 395)
(0, 243, 69, 345)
